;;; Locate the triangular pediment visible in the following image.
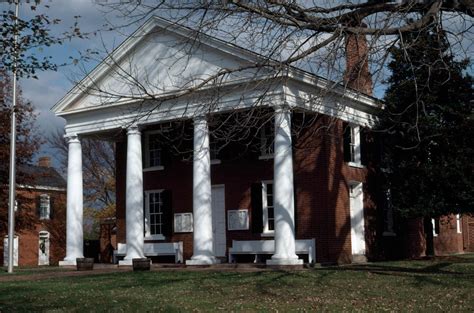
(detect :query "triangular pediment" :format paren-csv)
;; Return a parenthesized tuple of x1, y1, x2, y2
(53, 17, 273, 114)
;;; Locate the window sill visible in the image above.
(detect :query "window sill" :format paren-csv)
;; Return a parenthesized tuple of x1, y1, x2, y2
(382, 231, 396, 237)
(260, 232, 274, 238)
(143, 166, 165, 172)
(211, 159, 221, 165)
(144, 234, 165, 240)
(259, 154, 274, 160)
(39, 217, 50, 221)
(347, 162, 365, 169)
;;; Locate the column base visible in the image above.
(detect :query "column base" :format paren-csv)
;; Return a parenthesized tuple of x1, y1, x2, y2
(351, 254, 367, 263)
(59, 259, 78, 266)
(118, 259, 133, 266)
(118, 258, 152, 266)
(266, 258, 303, 266)
(186, 255, 220, 265)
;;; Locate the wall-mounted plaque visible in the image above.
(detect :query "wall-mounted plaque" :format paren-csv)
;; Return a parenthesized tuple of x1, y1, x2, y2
(174, 213, 193, 233)
(227, 209, 249, 230)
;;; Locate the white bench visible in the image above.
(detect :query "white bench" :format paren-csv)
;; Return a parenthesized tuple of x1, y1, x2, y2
(228, 239, 316, 264)
(114, 242, 183, 263)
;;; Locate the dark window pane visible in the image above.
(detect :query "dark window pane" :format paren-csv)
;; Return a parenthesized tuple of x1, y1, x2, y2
(268, 208, 274, 219)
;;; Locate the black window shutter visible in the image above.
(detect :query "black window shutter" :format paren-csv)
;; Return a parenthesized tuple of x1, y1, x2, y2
(251, 183, 263, 233)
(36, 196, 41, 217)
(49, 197, 54, 220)
(343, 123, 351, 162)
(161, 147, 171, 167)
(360, 128, 368, 166)
(293, 183, 298, 237)
(143, 192, 147, 236)
(161, 190, 173, 236)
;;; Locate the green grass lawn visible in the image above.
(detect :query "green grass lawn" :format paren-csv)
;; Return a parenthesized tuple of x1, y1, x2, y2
(0, 255, 473, 312)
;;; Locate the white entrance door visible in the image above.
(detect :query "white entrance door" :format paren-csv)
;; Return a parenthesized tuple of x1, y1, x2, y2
(212, 185, 226, 257)
(3, 235, 18, 267)
(349, 182, 366, 255)
(38, 231, 50, 266)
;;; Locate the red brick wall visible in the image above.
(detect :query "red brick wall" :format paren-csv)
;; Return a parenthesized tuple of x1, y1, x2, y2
(392, 215, 467, 259)
(292, 116, 375, 263)
(463, 215, 474, 252)
(344, 31, 373, 96)
(0, 188, 66, 266)
(115, 113, 377, 264)
(433, 215, 464, 255)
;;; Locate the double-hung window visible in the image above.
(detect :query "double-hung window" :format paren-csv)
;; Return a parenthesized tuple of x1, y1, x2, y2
(39, 194, 50, 220)
(145, 190, 165, 240)
(259, 122, 274, 159)
(145, 132, 163, 170)
(210, 134, 221, 164)
(262, 181, 275, 235)
(344, 124, 362, 166)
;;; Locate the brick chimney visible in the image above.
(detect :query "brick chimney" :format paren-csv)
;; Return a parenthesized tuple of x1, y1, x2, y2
(344, 26, 373, 96)
(38, 156, 51, 168)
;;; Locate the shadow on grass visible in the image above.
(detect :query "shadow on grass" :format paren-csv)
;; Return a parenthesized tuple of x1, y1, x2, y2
(0, 257, 473, 312)
(308, 255, 474, 288)
(331, 260, 473, 275)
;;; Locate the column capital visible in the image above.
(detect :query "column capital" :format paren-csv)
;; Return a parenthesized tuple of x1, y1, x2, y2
(126, 126, 141, 136)
(64, 134, 80, 144)
(193, 115, 207, 124)
(274, 104, 291, 114)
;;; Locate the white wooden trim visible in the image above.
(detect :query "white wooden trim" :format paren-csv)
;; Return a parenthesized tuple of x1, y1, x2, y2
(456, 214, 462, 234)
(432, 218, 439, 237)
(17, 184, 66, 192)
(348, 162, 365, 169)
(143, 166, 165, 172)
(52, 16, 380, 116)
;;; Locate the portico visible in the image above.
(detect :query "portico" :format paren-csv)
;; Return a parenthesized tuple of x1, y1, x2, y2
(58, 107, 302, 266)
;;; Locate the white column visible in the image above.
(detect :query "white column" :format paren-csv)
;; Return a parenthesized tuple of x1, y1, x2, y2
(187, 116, 218, 265)
(59, 135, 84, 266)
(267, 107, 303, 266)
(119, 126, 145, 265)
